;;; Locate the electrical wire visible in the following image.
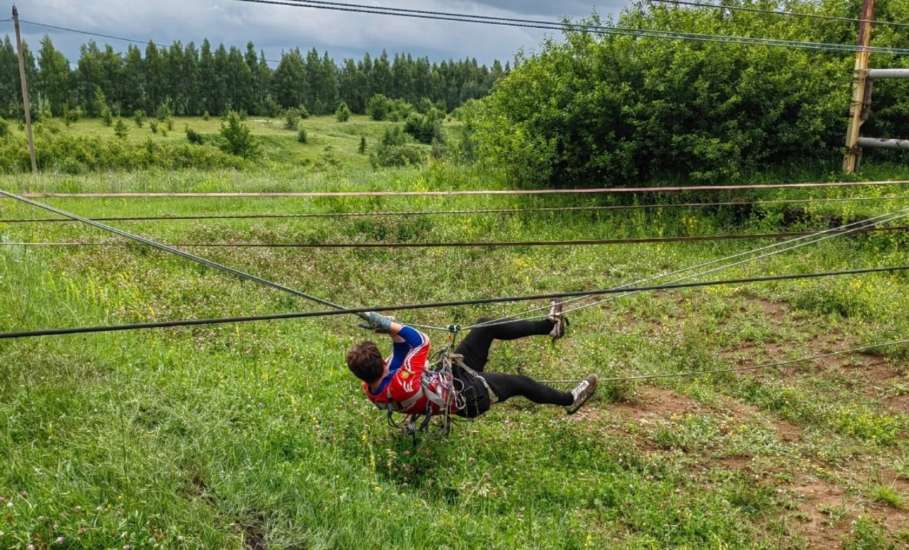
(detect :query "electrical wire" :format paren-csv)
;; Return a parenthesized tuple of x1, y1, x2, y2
(648, 0, 909, 29)
(234, 0, 909, 55)
(1, 195, 905, 224)
(17, 179, 909, 198)
(4, 225, 907, 249)
(2, 264, 908, 339)
(16, 18, 282, 64)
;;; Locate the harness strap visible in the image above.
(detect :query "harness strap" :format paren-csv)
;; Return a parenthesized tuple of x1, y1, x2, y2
(451, 354, 499, 405)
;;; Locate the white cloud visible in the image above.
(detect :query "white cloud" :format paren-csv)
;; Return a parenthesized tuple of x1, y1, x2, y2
(3, 0, 629, 64)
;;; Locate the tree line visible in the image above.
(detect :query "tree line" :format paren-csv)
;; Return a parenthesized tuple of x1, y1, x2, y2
(0, 35, 509, 119)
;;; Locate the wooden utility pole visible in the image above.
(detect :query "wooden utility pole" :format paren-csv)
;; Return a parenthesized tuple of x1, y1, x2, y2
(12, 5, 37, 174)
(843, 0, 876, 174)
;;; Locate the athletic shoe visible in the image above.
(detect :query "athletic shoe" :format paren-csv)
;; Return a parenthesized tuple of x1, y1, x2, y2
(548, 299, 569, 341)
(566, 374, 598, 415)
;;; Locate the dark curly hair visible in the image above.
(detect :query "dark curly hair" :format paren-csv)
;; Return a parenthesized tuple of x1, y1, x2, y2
(346, 341, 384, 383)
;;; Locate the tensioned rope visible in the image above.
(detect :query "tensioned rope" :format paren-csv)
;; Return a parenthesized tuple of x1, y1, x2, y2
(649, 0, 909, 28)
(17, 180, 909, 198)
(469, 205, 909, 328)
(0, 189, 361, 316)
(5, 225, 908, 249)
(237, 0, 909, 55)
(536, 339, 909, 384)
(3, 265, 908, 339)
(1, 195, 905, 224)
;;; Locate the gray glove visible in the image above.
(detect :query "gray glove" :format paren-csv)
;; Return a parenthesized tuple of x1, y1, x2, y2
(359, 311, 394, 333)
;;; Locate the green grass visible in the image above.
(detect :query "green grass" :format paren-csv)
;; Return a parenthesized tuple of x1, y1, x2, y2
(2, 117, 909, 548)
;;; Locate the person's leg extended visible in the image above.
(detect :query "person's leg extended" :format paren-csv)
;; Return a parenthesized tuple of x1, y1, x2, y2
(483, 372, 573, 406)
(455, 319, 555, 371)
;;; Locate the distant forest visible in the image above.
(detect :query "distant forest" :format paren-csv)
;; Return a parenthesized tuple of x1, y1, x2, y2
(0, 36, 510, 118)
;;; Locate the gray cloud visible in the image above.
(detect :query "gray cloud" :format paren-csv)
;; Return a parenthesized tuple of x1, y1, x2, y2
(4, 0, 629, 64)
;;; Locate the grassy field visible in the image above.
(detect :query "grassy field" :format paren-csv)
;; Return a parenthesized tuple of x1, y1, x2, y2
(2, 117, 909, 548)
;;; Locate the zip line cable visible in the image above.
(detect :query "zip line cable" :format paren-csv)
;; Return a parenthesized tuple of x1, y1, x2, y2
(537, 338, 909, 384)
(648, 0, 909, 29)
(3, 264, 909, 339)
(16, 180, 909, 198)
(470, 205, 909, 328)
(549, 206, 909, 324)
(14, 19, 283, 64)
(1, 195, 906, 224)
(234, 0, 909, 55)
(5, 225, 908, 249)
(0, 189, 360, 315)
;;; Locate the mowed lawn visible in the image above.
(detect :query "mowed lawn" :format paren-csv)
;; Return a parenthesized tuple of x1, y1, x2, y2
(1, 120, 909, 548)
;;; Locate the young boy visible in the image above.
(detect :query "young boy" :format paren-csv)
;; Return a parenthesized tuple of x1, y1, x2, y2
(346, 304, 598, 421)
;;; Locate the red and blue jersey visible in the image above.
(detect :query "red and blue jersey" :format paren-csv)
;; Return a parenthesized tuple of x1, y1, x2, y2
(363, 326, 452, 415)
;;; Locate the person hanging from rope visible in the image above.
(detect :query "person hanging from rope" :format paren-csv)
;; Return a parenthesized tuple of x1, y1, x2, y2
(345, 301, 598, 424)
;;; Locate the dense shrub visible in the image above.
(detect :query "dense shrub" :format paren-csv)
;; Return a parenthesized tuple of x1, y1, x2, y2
(101, 106, 113, 127)
(133, 109, 146, 128)
(149, 119, 159, 134)
(114, 119, 129, 139)
(0, 132, 244, 173)
(367, 94, 415, 122)
(63, 106, 81, 126)
(403, 109, 444, 144)
(0, 118, 8, 138)
(370, 126, 424, 168)
(297, 128, 308, 144)
(219, 111, 259, 158)
(186, 126, 205, 144)
(465, 5, 879, 185)
(336, 102, 351, 122)
(284, 109, 300, 130)
(358, 136, 367, 154)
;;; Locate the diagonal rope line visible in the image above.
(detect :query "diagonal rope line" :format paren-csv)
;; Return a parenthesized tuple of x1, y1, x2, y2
(0, 189, 359, 315)
(2, 265, 909, 339)
(470, 205, 909, 328)
(536, 339, 909, 384)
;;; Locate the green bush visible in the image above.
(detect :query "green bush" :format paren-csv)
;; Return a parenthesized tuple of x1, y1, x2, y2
(149, 119, 159, 134)
(101, 106, 113, 127)
(219, 111, 259, 158)
(0, 118, 8, 138)
(186, 126, 205, 145)
(297, 128, 308, 144)
(63, 106, 81, 126)
(133, 110, 146, 128)
(284, 109, 300, 130)
(0, 132, 244, 173)
(358, 136, 367, 154)
(466, 7, 860, 185)
(370, 126, 424, 168)
(403, 109, 444, 144)
(114, 119, 129, 139)
(335, 102, 351, 122)
(203, 111, 210, 121)
(367, 94, 390, 121)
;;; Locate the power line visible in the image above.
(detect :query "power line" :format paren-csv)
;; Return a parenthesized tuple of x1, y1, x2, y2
(4, 225, 907, 249)
(3, 264, 908, 339)
(649, 0, 909, 29)
(16, 179, 909, 198)
(15, 18, 283, 64)
(1, 195, 905, 224)
(234, 0, 909, 55)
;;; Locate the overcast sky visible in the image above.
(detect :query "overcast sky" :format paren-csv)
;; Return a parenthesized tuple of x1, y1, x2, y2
(3, 0, 630, 65)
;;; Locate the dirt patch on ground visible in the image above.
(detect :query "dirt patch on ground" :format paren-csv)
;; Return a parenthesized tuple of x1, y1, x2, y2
(787, 476, 853, 549)
(236, 512, 267, 550)
(609, 386, 701, 422)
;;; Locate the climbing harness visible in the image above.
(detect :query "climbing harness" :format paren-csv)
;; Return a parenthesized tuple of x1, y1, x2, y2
(382, 324, 498, 441)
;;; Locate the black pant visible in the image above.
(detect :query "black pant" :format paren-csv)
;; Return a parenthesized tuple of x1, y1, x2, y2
(453, 319, 573, 418)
